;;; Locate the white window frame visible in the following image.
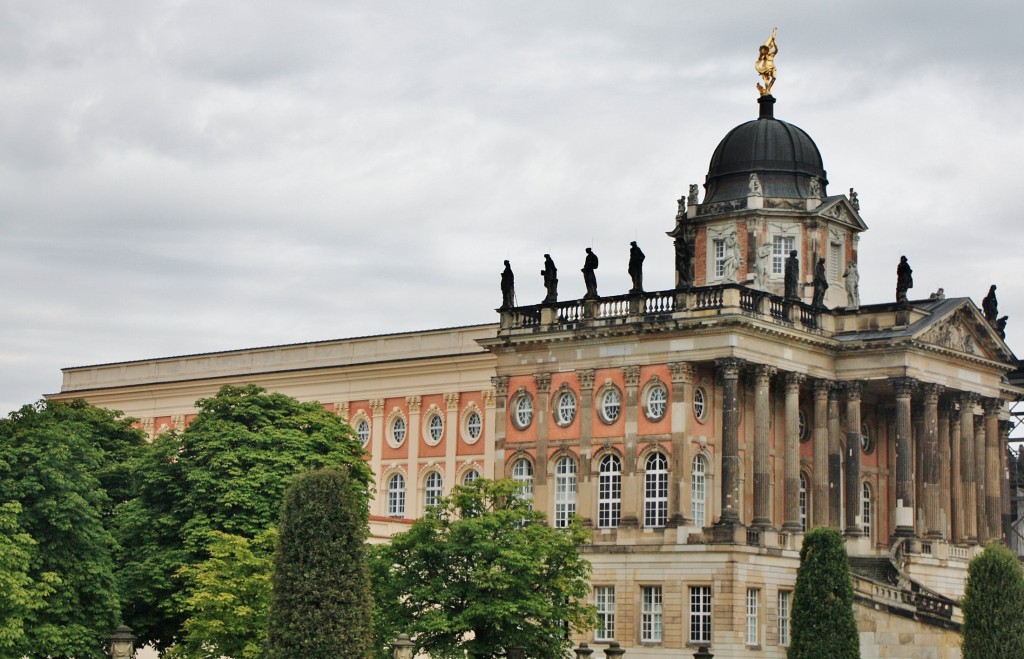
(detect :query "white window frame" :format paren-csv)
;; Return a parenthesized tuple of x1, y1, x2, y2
(746, 588, 760, 646)
(828, 226, 846, 283)
(641, 586, 663, 643)
(599, 387, 622, 424)
(554, 456, 577, 528)
(387, 473, 406, 517)
(595, 586, 615, 641)
(692, 454, 708, 528)
(862, 481, 873, 539)
(554, 389, 577, 427)
(768, 222, 801, 278)
(778, 590, 791, 647)
(389, 415, 407, 447)
(598, 454, 622, 529)
(644, 382, 668, 421)
(799, 472, 809, 532)
(424, 471, 443, 509)
(426, 412, 444, 445)
(512, 458, 534, 506)
(356, 418, 370, 447)
(713, 238, 727, 278)
(512, 393, 534, 430)
(693, 386, 708, 422)
(644, 452, 669, 528)
(689, 585, 712, 644)
(462, 469, 480, 486)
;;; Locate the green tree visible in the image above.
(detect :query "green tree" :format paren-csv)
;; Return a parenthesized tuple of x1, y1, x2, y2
(370, 478, 595, 659)
(788, 527, 860, 659)
(0, 502, 57, 651)
(961, 541, 1024, 659)
(168, 530, 276, 659)
(267, 467, 372, 658)
(116, 384, 370, 652)
(0, 399, 145, 658)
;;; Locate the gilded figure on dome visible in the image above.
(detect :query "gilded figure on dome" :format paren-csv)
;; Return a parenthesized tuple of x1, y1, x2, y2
(755, 28, 778, 96)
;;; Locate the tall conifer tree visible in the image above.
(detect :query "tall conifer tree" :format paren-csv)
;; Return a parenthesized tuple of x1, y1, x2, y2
(788, 527, 860, 659)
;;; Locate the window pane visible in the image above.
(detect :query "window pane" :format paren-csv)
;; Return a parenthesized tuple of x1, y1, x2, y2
(692, 455, 707, 528)
(598, 455, 621, 528)
(641, 586, 663, 642)
(689, 586, 712, 643)
(554, 457, 577, 528)
(595, 586, 615, 641)
(778, 591, 791, 646)
(644, 452, 668, 528)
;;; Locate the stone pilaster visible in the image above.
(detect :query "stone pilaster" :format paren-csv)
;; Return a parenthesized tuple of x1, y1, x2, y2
(752, 365, 775, 528)
(444, 392, 460, 495)
(844, 382, 863, 537)
(668, 362, 694, 528)
(892, 378, 916, 537)
(959, 392, 978, 544)
(974, 417, 987, 541)
(577, 369, 596, 527)
(369, 398, 385, 516)
(482, 388, 497, 481)
(491, 377, 509, 479)
(620, 365, 641, 528)
(406, 395, 422, 515)
(533, 373, 552, 518)
(984, 399, 1002, 543)
(949, 401, 964, 543)
(812, 380, 830, 528)
(921, 384, 943, 538)
(714, 357, 743, 529)
(783, 372, 805, 531)
(828, 385, 843, 528)
(937, 400, 951, 540)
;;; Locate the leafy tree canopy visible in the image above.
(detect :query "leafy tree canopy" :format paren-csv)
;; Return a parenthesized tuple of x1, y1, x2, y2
(961, 541, 1024, 659)
(788, 527, 860, 659)
(370, 479, 595, 659)
(0, 399, 145, 658)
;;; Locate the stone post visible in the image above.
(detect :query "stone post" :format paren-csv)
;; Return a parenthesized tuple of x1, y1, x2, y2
(828, 385, 843, 528)
(892, 378, 916, 537)
(812, 380, 830, 528)
(844, 382, 863, 537)
(574, 643, 595, 658)
(668, 362, 694, 528)
(783, 372, 805, 531)
(752, 365, 775, 528)
(604, 641, 626, 658)
(391, 633, 415, 659)
(922, 384, 943, 538)
(959, 392, 978, 544)
(715, 357, 743, 528)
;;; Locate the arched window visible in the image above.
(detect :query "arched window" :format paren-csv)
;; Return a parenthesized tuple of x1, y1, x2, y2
(644, 452, 669, 528)
(387, 473, 405, 517)
(512, 458, 534, 508)
(862, 481, 873, 540)
(424, 471, 443, 509)
(799, 473, 809, 531)
(553, 457, 577, 528)
(462, 469, 480, 486)
(598, 454, 622, 528)
(691, 454, 708, 528)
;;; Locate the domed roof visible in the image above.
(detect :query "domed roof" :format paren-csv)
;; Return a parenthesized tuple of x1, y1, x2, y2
(703, 97, 828, 205)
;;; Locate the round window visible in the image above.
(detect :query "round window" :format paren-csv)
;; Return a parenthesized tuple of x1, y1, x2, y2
(427, 413, 444, 444)
(356, 419, 370, 447)
(645, 384, 668, 421)
(512, 394, 534, 430)
(861, 421, 874, 454)
(600, 388, 621, 424)
(693, 387, 708, 422)
(555, 390, 577, 426)
(391, 416, 407, 446)
(465, 410, 482, 442)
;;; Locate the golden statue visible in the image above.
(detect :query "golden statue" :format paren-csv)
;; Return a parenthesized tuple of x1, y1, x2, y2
(755, 27, 778, 96)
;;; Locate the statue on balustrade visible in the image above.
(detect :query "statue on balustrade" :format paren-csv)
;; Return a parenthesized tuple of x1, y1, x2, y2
(812, 257, 829, 309)
(754, 243, 772, 290)
(628, 241, 645, 293)
(843, 261, 860, 310)
(500, 260, 515, 309)
(582, 248, 599, 299)
(541, 254, 558, 304)
(896, 255, 914, 305)
(784, 250, 800, 301)
(982, 285, 999, 324)
(721, 232, 741, 283)
(996, 315, 1009, 340)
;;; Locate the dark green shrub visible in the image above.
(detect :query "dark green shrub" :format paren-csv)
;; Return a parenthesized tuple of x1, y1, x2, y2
(788, 527, 860, 659)
(961, 542, 1024, 659)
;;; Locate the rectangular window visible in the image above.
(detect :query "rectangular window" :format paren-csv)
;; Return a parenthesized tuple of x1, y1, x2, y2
(713, 239, 726, 278)
(641, 586, 663, 643)
(643, 464, 668, 528)
(746, 588, 760, 646)
(595, 587, 615, 641)
(778, 591, 791, 647)
(772, 235, 795, 274)
(829, 242, 841, 281)
(689, 586, 712, 643)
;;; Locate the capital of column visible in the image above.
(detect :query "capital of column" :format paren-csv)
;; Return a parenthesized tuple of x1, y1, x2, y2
(812, 379, 832, 399)
(959, 391, 979, 409)
(843, 380, 863, 400)
(406, 395, 422, 413)
(533, 372, 552, 394)
(668, 361, 694, 384)
(482, 389, 496, 406)
(622, 365, 641, 389)
(921, 383, 944, 404)
(491, 376, 510, 396)
(890, 377, 916, 398)
(577, 369, 595, 391)
(982, 397, 1001, 416)
(784, 371, 805, 392)
(336, 401, 350, 419)
(444, 392, 460, 410)
(370, 398, 385, 416)
(754, 364, 776, 386)
(715, 357, 744, 381)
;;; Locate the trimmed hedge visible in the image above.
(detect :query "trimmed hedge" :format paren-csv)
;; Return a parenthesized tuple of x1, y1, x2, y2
(788, 528, 860, 659)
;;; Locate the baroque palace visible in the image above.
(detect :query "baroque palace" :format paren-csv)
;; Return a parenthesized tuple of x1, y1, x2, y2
(52, 44, 1023, 659)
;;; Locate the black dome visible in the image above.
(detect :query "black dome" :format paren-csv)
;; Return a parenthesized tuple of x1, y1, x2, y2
(703, 97, 827, 204)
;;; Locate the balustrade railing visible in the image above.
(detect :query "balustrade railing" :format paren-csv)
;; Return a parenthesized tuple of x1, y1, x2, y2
(694, 286, 724, 310)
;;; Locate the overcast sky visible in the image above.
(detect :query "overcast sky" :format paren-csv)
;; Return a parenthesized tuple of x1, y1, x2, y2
(2, 1, 1023, 417)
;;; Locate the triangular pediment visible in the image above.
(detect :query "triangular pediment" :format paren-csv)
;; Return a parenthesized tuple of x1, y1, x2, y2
(915, 301, 1015, 363)
(814, 196, 868, 231)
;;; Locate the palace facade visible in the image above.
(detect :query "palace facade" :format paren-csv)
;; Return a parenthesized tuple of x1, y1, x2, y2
(52, 93, 1022, 658)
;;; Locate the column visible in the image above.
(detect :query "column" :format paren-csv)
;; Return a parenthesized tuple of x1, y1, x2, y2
(959, 393, 978, 544)
(482, 388, 497, 481)
(937, 399, 952, 540)
(949, 400, 964, 543)
(783, 372, 805, 531)
(1001, 420, 1013, 543)
(844, 382, 863, 537)
(914, 406, 925, 536)
(752, 365, 775, 528)
(975, 417, 987, 541)
(984, 399, 1002, 543)
(620, 366, 641, 528)
(491, 377, 509, 479)
(828, 385, 843, 528)
(577, 370, 595, 527)
(892, 378, 915, 537)
(668, 362, 694, 527)
(715, 358, 743, 526)
(922, 384, 943, 538)
(444, 393, 460, 494)
(369, 398, 385, 517)
(812, 380, 830, 528)
(406, 395, 422, 515)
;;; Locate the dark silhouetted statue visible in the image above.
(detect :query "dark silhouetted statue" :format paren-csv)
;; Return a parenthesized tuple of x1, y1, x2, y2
(542, 254, 558, 304)
(812, 257, 828, 309)
(896, 256, 913, 305)
(784, 250, 799, 301)
(628, 241, 645, 293)
(582, 248, 599, 299)
(500, 260, 515, 309)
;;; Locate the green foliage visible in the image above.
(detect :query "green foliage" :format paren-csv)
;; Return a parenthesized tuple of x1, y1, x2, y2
(267, 467, 372, 658)
(788, 527, 860, 659)
(0, 399, 145, 658)
(168, 530, 276, 659)
(370, 478, 595, 659)
(116, 384, 370, 652)
(0, 502, 57, 651)
(961, 542, 1024, 659)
